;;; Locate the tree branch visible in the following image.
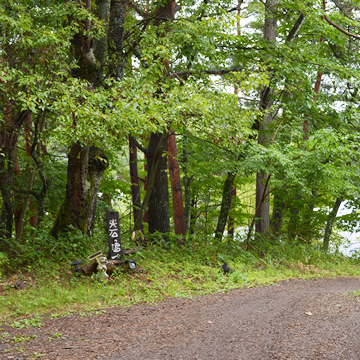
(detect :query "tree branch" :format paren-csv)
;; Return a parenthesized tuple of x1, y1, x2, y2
(168, 67, 240, 79)
(286, 13, 305, 42)
(324, 14, 360, 40)
(130, 136, 147, 154)
(126, 0, 148, 17)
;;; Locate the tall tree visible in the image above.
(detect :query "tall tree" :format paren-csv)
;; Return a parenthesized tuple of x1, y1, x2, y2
(254, 0, 278, 235)
(168, 129, 185, 245)
(51, 0, 111, 238)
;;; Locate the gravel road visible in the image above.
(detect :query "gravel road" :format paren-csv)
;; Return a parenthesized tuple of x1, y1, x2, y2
(2, 277, 360, 360)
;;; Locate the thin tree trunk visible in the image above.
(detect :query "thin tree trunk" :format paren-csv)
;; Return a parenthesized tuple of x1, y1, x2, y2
(292, 35, 324, 239)
(27, 111, 49, 226)
(215, 172, 236, 241)
(227, 186, 237, 239)
(189, 197, 197, 235)
(270, 193, 284, 234)
(323, 196, 344, 250)
(168, 129, 185, 246)
(288, 195, 302, 241)
(15, 171, 36, 240)
(0, 110, 27, 250)
(255, 170, 271, 234)
(25, 113, 38, 228)
(182, 141, 192, 234)
(147, 132, 170, 240)
(129, 136, 142, 230)
(255, 0, 278, 235)
(14, 156, 22, 233)
(16, 112, 38, 239)
(143, 154, 149, 224)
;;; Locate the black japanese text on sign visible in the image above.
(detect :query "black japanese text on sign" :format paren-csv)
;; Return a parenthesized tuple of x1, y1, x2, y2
(106, 211, 122, 260)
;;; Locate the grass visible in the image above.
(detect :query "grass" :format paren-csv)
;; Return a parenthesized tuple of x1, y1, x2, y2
(1, 240, 360, 323)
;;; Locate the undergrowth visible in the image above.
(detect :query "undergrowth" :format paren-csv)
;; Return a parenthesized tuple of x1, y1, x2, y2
(1, 235, 360, 323)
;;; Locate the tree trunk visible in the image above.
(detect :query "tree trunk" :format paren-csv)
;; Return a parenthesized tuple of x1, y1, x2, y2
(25, 113, 38, 228)
(143, 154, 149, 224)
(215, 172, 236, 241)
(147, 132, 170, 239)
(255, 0, 278, 235)
(181, 141, 192, 234)
(255, 171, 271, 234)
(29, 111, 49, 226)
(323, 196, 344, 250)
(16, 112, 38, 240)
(227, 186, 237, 239)
(189, 197, 197, 235)
(50, 145, 109, 238)
(168, 129, 185, 245)
(129, 136, 142, 230)
(133, 131, 168, 234)
(108, 0, 126, 80)
(287, 195, 302, 241)
(93, 0, 111, 83)
(270, 192, 285, 234)
(14, 156, 22, 234)
(140, 0, 178, 241)
(0, 110, 27, 250)
(51, 0, 112, 238)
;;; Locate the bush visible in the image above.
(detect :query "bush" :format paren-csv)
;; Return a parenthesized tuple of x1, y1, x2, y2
(0, 252, 10, 278)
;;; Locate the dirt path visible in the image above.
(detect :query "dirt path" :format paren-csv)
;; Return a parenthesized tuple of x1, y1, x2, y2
(2, 277, 360, 360)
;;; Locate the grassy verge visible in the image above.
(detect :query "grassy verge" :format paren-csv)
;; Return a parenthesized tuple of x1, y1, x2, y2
(1, 241, 360, 323)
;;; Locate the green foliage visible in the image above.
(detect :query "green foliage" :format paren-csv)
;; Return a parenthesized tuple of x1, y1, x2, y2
(1, 224, 108, 274)
(0, 253, 10, 279)
(11, 315, 42, 329)
(1, 237, 360, 322)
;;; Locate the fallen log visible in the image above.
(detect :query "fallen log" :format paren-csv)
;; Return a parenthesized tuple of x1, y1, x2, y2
(82, 248, 139, 276)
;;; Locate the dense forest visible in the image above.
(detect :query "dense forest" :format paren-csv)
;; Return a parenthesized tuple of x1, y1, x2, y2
(1, 0, 360, 266)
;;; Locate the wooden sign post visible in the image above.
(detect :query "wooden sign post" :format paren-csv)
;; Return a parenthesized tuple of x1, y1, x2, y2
(106, 211, 122, 260)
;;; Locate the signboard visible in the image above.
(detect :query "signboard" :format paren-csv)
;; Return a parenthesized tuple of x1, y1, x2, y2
(106, 211, 122, 260)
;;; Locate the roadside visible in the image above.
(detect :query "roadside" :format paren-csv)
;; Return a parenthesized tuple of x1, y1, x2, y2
(2, 277, 360, 359)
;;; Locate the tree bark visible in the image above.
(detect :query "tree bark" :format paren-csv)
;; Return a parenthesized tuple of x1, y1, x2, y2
(143, 153, 149, 225)
(133, 131, 168, 233)
(50, 145, 109, 238)
(29, 111, 49, 226)
(129, 136, 142, 230)
(147, 132, 170, 240)
(168, 129, 185, 245)
(254, 0, 278, 235)
(108, 0, 126, 80)
(270, 192, 285, 234)
(93, 0, 111, 83)
(0, 110, 27, 250)
(215, 172, 236, 241)
(323, 196, 344, 250)
(255, 171, 271, 234)
(16, 112, 38, 240)
(140, 0, 178, 241)
(287, 195, 302, 241)
(181, 140, 192, 234)
(52, 1, 111, 238)
(227, 186, 237, 239)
